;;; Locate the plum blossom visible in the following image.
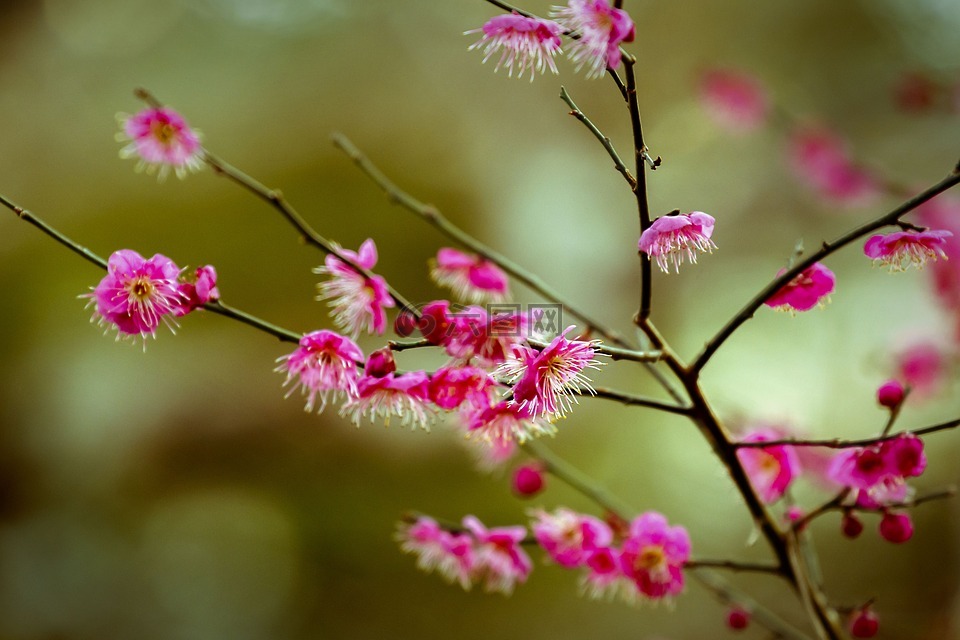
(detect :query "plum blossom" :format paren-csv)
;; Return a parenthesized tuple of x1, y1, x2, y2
(787, 127, 879, 207)
(85, 249, 185, 340)
(275, 329, 364, 413)
(314, 239, 395, 338)
(466, 13, 563, 81)
(863, 230, 952, 272)
(763, 263, 836, 312)
(430, 248, 510, 303)
(618, 511, 691, 600)
(173, 265, 220, 316)
(895, 342, 947, 398)
(531, 508, 612, 568)
(340, 370, 432, 430)
(497, 327, 603, 418)
(638, 211, 717, 274)
(736, 428, 801, 503)
(699, 68, 769, 132)
(395, 516, 475, 590)
(462, 516, 532, 595)
(550, 0, 635, 79)
(427, 364, 495, 410)
(463, 399, 557, 443)
(828, 434, 927, 508)
(512, 464, 545, 497)
(117, 107, 204, 181)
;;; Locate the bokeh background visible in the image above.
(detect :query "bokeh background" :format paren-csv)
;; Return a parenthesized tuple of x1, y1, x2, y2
(1, 0, 959, 638)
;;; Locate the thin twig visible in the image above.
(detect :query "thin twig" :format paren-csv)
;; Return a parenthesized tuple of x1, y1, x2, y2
(559, 86, 636, 188)
(693, 164, 960, 372)
(733, 417, 960, 449)
(685, 559, 781, 575)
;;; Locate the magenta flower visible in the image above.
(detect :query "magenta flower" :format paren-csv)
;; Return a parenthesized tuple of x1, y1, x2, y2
(864, 230, 952, 272)
(275, 329, 364, 413)
(581, 546, 628, 601)
(895, 342, 946, 398)
(763, 263, 836, 312)
(618, 511, 691, 600)
(173, 265, 220, 316)
(463, 399, 557, 443)
(85, 249, 185, 340)
(787, 127, 879, 207)
(638, 211, 717, 274)
(427, 365, 495, 410)
(462, 515, 532, 595)
(878, 511, 914, 544)
(736, 428, 801, 503)
(340, 370, 432, 430)
(498, 326, 604, 418)
(466, 13, 563, 81)
(828, 434, 926, 508)
(395, 516, 475, 590)
(117, 107, 203, 181)
(699, 68, 770, 132)
(430, 248, 510, 303)
(314, 239, 395, 338)
(531, 508, 612, 568)
(551, 0, 635, 79)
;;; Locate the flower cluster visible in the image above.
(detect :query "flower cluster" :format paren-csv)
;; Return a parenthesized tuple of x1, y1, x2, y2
(551, 0, 635, 79)
(84, 249, 219, 342)
(396, 515, 532, 594)
(533, 508, 690, 602)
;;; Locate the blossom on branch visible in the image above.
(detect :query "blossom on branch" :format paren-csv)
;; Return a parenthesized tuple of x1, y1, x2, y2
(340, 370, 432, 430)
(463, 516, 533, 595)
(531, 507, 612, 568)
(173, 265, 220, 316)
(275, 329, 364, 413)
(863, 229, 952, 272)
(395, 516, 475, 590)
(763, 262, 836, 312)
(466, 13, 563, 81)
(462, 399, 557, 443)
(618, 511, 691, 600)
(314, 238, 395, 338)
(116, 107, 204, 181)
(638, 211, 717, 274)
(828, 434, 927, 508)
(430, 248, 510, 304)
(736, 428, 801, 503)
(84, 249, 185, 340)
(550, 0, 635, 79)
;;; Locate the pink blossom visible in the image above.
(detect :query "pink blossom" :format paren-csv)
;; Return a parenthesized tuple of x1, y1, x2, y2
(699, 68, 770, 132)
(85, 249, 185, 339)
(895, 342, 946, 397)
(428, 365, 495, 410)
(618, 511, 691, 600)
(430, 248, 510, 304)
(512, 464, 545, 497)
(550, 0, 635, 79)
(395, 516, 475, 590)
(787, 127, 879, 207)
(173, 265, 220, 316)
(497, 327, 604, 418)
(462, 515, 532, 595)
(340, 370, 432, 430)
(828, 434, 926, 508)
(863, 230, 952, 272)
(736, 428, 801, 503)
(466, 13, 563, 81)
(314, 239, 395, 338)
(638, 211, 717, 274)
(417, 300, 456, 346)
(876, 379, 905, 409)
(531, 508, 612, 568)
(275, 330, 364, 413)
(464, 431, 519, 472)
(463, 399, 557, 443)
(117, 107, 203, 181)
(363, 347, 396, 378)
(763, 263, 836, 312)
(581, 545, 628, 601)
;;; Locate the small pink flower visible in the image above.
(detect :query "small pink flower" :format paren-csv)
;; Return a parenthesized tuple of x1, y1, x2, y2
(430, 248, 510, 303)
(497, 327, 604, 418)
(173, 265, 220, 316)
(551, 0, 635, 79)
(828, 435, 926, 508)
(464, 431, 519, 472)
(395, 516, 475, 589)
(581, 546, 628, 601)
(638, 211, 717, 274)
(863, 230, 952, 272)
(463, 400, 557, 443)
(314, 239, 395, 338)
(531, 508, 612, 568)
(275, 329, 364, 413)
(699, 68, 769, 132)
(876, 379, 905, 409)
(736, 428, 801, 504)
(428, 365, 495, 410)
(787, 127, 879, 207)
(466, 13, 563, 81)
(763, 263, 836, 312)
(618, 511, 691, 600)
(462, 515, 532, 595)
(878, 511, 914, 544)
(85, 249, 185, 339)
(117, 107, 203, 181)
(340, 370, 432, 430)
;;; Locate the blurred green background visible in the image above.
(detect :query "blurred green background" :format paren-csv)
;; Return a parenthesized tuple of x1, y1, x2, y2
(1, 0, 959, 638)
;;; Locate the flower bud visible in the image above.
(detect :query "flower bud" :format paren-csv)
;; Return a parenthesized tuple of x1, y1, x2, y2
(878, 511, 913, 544)
(512, 464, 545, 497)
(726, 606, 750, 631)
(364, 348, 396, 378)
(849, 606, 879, 638)
(876, 379, 905, 409)
(841, 512, 864, 539)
